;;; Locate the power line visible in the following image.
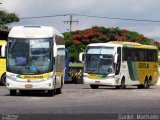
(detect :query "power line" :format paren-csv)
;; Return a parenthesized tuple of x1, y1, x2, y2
(20, 14, 160, 23)
(77, 14, 160, 23)
(20, 14, 67, 19)
(20, 14, 79, 31)
(63, 14, 78, 32)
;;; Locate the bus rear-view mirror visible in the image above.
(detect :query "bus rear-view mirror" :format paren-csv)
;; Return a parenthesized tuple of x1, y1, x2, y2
(79, 52, 85, 63)
(114, 54, 118, 64)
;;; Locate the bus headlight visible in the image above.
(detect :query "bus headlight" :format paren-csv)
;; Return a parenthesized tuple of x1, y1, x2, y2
(107, 74, 115, 79)
(45, 75, 54, 81)
(83, 74, 88, 78)
(6, 75, 17, 81)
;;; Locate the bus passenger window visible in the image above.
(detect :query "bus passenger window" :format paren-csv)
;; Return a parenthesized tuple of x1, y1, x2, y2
(139, 51, 144, 61)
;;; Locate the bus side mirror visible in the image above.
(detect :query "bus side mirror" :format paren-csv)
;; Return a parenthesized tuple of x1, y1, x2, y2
(54, 44, 57, 57)
(79, 52, 85, 63)
(1, 43, 7, 57)
(114, 54, 118, 64)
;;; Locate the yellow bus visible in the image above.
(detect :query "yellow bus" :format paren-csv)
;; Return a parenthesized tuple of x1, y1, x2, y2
(0, 40, 7, 86)
(79, 41, 158, 89)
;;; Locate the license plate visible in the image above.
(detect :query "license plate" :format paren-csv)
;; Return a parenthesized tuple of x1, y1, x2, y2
(25, 84, 33, 88)
(95, 81, 100, 84)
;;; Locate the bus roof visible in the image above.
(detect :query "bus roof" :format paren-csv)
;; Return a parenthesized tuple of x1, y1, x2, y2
(8, 26, 64, 38)
(88, 41, 157, 50)
(110, 41, 158, 49)
(87, 42, 122, 47)
(0, 40, 7, 45)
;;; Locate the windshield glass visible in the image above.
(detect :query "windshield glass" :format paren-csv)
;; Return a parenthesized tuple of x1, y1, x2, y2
(85, 46, 115, 74)
(87, 46, 114, 54)
(7, 38, 53, 74)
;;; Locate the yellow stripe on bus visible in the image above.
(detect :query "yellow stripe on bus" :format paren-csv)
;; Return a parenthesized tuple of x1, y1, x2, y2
(18, 72, 52, 80)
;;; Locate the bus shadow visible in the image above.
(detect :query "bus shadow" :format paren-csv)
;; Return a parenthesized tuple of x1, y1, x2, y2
(83, 86, 156, 90)
(4, 92, 60, 97)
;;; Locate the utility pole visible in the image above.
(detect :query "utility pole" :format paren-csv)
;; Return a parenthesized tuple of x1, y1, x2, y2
(64, 14, 78, 32)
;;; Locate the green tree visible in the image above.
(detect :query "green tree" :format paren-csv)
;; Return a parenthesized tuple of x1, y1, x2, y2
(0, 10, 19, 29)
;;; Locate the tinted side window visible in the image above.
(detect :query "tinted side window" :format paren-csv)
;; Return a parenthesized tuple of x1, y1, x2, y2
(123, 48, 157, 62)
(122, 47, 132, 61)
(115, 47, 121, 75)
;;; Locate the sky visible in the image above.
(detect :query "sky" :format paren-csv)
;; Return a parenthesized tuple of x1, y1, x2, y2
(1, 0, 160, 38)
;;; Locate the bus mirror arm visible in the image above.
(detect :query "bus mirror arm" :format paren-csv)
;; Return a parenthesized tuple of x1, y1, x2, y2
(114, 54, 118, 64)
(79, 52, 85, 63)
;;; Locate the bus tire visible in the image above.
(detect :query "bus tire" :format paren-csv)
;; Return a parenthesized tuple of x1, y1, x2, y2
(56, 88, 62, 94)
(10, 90, 16, 96)
(1, 73, 6, 86)
(120, 78, 126, 89)
(116, 78, 126, 89)
(90, 85, 99, 89)
(144, 78, 150, 89)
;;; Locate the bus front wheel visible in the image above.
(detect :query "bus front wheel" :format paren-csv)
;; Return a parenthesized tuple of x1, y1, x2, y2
(56, 88, 62, 94)
(90, 85, 99, 89)
(1, 74, 6, 86)
(116, 78, 126, 89)
(120, 78, 126, 89)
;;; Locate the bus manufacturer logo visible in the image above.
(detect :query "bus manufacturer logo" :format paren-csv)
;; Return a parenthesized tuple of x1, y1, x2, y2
(138, 63, 149, 69)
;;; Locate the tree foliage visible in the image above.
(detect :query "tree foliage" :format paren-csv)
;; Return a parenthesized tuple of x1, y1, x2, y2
(63, 26, 160, 62)
(0, 10, 19, 29)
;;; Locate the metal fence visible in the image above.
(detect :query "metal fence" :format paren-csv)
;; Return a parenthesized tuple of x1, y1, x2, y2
(68, 67, 83, 84)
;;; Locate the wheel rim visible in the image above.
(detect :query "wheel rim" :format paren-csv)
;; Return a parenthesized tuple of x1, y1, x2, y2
(2, 74, 6, 86)
(144, 79, 149, 89)
(121, 79, 125, 89)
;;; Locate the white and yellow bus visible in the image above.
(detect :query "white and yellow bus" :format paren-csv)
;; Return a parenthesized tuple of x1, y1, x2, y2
(6, 26, 64, 96)
(79, 41, 158, 89)
(0, 40, 7, 86)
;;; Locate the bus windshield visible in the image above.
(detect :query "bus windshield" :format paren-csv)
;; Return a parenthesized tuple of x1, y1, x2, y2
(85, 54, 114, 74)
(85, 47, 115, 74)
(7, 38, 53, 74)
